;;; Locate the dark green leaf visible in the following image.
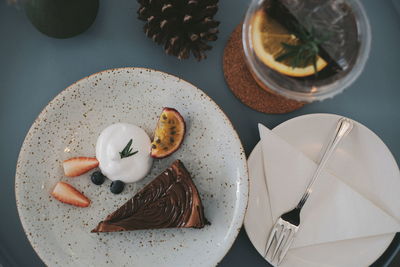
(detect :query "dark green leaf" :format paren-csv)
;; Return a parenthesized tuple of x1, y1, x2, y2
(274, 24, 331, 74)
(275, 50, 298, 62)
(281, 42, 299, 50)
(120, 139, 139, 159)
(313, 56, 318, 76)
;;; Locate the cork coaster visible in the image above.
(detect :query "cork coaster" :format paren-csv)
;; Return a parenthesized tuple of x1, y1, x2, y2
(223, 24, 304, 114)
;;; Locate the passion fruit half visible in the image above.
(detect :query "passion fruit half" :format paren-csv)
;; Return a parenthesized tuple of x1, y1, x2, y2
(151, 108, 186, 159)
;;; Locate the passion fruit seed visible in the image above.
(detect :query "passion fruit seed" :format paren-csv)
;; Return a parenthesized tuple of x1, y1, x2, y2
(170, 137, 174, 143)
(152, 144, 157, 149)
(156, 138, 161, 144)
(171, 131, 176, 135)
(162, 114, 167, 120)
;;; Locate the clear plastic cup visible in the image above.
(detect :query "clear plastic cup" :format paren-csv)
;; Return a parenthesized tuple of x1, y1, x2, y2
(242, 0, 371, 102)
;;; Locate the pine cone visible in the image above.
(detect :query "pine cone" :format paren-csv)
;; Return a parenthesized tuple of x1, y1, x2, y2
(137, 0, 220, 61)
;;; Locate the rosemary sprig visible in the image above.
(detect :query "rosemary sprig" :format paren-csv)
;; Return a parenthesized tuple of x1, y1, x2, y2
(119, 139, 138, 159)
(275, 25, 331, 74)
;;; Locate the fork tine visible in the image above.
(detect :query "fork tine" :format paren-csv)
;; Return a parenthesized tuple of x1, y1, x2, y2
(264, 225, 278, 257)
(277, 228, 295, 265)
(271, 227, 286, 261)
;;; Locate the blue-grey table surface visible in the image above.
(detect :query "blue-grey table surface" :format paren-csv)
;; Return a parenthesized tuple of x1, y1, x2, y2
(0, 0, 399, 266)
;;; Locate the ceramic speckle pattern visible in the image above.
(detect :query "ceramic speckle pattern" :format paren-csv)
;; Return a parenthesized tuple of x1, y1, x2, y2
(15, 68, 249, 267)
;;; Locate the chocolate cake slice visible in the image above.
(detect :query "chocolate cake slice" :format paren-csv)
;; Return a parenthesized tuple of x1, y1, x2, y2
(92, 160, 208, 232)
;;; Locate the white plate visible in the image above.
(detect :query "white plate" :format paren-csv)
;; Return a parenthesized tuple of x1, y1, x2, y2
(15, 68, 249, 267)
(245, 113, 399, 267)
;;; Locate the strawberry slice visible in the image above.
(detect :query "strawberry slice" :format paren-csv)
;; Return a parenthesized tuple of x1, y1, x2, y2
(51, 182, 90, 207)
(63, 157, 99, 177)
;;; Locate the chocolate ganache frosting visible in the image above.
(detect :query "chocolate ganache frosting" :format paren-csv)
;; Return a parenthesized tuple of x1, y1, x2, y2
(92, 160, 208, 232)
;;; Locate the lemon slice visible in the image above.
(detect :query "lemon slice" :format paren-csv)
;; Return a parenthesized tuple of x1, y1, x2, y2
(251, 10, 327, 77)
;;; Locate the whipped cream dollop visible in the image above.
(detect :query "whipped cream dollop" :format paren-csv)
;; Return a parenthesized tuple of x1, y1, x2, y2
(96, 123, 153, 183)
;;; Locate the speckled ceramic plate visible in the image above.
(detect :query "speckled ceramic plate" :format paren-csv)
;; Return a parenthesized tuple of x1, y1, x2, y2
(15, 68, 249, 267)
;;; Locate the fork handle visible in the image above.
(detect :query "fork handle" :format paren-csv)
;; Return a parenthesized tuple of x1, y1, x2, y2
(295, 117, 353, 211)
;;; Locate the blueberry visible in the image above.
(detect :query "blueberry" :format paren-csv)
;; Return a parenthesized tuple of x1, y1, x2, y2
(110, 180, 125, 194)
(91, 171, 106, 185)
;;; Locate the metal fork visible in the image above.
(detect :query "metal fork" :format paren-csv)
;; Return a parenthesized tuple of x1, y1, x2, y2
(264, 117, 353, 266)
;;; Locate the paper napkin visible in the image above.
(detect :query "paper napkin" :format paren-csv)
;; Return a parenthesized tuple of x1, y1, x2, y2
(258, 124, 400, 249)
